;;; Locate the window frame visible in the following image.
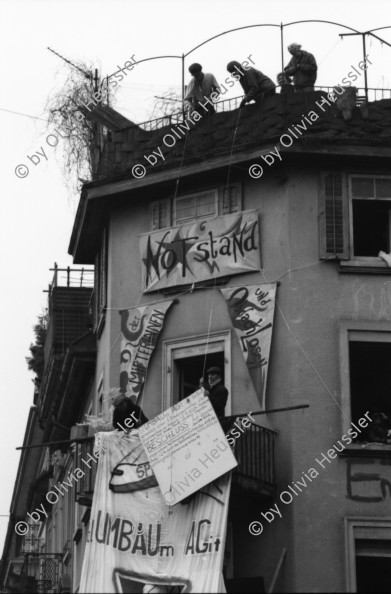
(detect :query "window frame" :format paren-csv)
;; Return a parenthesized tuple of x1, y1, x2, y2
(162, 330, 232, 415)
(173, 188, 219, 226)
(339, 320, 391, 437)
(344, 516, 391, 592)
(93, 227, 108, 335)
(343, 174, 391, 267)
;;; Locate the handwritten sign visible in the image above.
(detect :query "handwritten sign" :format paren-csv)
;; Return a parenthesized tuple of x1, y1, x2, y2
(119, 301, 173, 403)
(221, 284, 276, 409)
(139, 390, 237, 505)
(140, 210, 260, 292)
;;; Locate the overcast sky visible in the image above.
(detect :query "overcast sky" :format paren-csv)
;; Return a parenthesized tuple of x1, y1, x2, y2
(0, 0, 390, 554)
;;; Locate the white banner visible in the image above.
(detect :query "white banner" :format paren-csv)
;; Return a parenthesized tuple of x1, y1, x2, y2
(79, 430, 231, 593)
(221, 284, 277, 409)
(139, 390, 237, 505)
(119, 301, 174, 403)
(140, 210, 260, 293)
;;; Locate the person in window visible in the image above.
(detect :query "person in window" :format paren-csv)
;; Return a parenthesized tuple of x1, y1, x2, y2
(184, 63, 220, 115)
(284, 43, 317, 92)
(364, 410, 391, 444)
(226, 61, 275, 109)
(200, 366, 228, 418)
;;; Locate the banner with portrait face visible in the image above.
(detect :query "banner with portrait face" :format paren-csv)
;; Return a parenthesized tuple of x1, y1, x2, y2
(140, 210, 260, 293)
(79, 430, 231, 593)
(119, 301, 174, 403)
(221, 284, 277, 409)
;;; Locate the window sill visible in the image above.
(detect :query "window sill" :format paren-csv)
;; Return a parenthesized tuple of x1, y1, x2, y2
(339, 259, 391, 274)
(338, 443, 391, 458)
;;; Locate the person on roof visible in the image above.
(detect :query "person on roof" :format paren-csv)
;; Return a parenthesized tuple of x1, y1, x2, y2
(284, 43, 317, 92)
(184, 63, 220, 114)
(226, 61, 275, 108)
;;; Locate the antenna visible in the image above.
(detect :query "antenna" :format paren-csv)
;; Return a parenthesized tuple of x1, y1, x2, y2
(47, 46, 92, 79)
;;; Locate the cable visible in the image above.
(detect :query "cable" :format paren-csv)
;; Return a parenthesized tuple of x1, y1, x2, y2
(0, 106, 48, 122)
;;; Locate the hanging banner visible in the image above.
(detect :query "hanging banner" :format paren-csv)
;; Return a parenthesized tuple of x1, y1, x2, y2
(139, 389, 237, 505)
(221, 284, 277, 409)
(79, 430, 231, 593)
(140, 210, 260, 293)
(119, 301, 174, 402)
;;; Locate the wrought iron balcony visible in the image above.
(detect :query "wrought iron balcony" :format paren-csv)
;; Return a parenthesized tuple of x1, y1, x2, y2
(73, 421, 276, 506)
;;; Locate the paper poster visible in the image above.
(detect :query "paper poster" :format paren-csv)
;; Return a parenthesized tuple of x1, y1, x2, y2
(119, 301, 173, 403)
(79, 429, 232, 593)
(221, 284, 277, 409)
(140, 210, 260, 292)
(139, 390, 237, 505)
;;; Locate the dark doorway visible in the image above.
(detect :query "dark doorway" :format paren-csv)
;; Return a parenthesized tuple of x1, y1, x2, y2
(174, 351, 225, 401)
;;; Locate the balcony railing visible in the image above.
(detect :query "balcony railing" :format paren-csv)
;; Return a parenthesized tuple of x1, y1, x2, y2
(133, 86, 391, 133)
(232, 421, 277, 498)
(73, 421, 276, 506)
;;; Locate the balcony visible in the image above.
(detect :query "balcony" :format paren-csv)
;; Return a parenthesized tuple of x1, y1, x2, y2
(73, 422, 276, 506)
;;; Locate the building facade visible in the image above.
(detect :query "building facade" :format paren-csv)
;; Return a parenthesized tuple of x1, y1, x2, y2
(2, 88, 391, 592)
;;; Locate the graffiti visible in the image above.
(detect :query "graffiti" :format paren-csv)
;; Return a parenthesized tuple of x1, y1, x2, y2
(140, 211, 260, 293)
(346, 458, 391, 502)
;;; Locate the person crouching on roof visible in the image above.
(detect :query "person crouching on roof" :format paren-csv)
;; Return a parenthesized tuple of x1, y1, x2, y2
(284, 43, 317, 92)
(227, 61, 275, 109)
(184, 63, 220, 115)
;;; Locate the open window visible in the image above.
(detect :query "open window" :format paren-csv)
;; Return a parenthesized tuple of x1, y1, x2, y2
(163, 331, 231, 414)
(350, 176, 391, 259)
(345, 518, 391, 593)
(319, 173, 391, 268)
(340, 323, 391, 442)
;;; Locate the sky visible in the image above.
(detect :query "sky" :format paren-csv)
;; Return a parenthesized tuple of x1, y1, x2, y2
(0, 0, 390, 556)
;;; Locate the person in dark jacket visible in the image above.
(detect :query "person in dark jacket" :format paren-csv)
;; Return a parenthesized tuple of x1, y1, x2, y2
(284, 43, 317, 91)
(277, 72, 294, 94)
(112, 395, 148, 431)
(226, 61, 275, 108)
(201, 366, 228, 418)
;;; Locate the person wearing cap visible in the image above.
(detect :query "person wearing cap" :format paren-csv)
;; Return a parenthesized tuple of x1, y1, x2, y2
(284, 43, 317, 92)
(184, 63, 220, 114)
(226, 61, 275, 109)
(200, 366, 228, 418)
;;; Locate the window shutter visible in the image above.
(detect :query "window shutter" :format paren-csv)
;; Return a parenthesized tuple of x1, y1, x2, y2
(100, 228, 107, 309)
(150, 199, 171, 230)
(220, 182, 243, 215)
(319, 173, 349, 260)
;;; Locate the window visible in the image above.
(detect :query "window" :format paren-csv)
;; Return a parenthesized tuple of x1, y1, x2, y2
(163, 331, 231, 414)
(345, 518, 391, 592)
(175, 190, 218, 225)
(319, 173, 391, 267)
(93, 228, 108, 333)
(150, 199, 171, 231)
(339, 322, 391, 440)
(351, 176, 391, 258)
(150, 184, 243, 230)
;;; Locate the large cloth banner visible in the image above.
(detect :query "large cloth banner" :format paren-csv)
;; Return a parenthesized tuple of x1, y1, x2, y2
(119, 301, 173, 403)
(79, 431, 231, 593)
(140, 210, 260, 293)
(221, 284, 277, 409)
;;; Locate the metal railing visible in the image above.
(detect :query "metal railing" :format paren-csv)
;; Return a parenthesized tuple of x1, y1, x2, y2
(232, 421, 276, 489)
(48, 262, 94, 291)
(131, 86, 391, 134)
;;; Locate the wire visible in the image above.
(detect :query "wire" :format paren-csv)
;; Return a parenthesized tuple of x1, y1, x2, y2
(0, 106, 48, 122)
